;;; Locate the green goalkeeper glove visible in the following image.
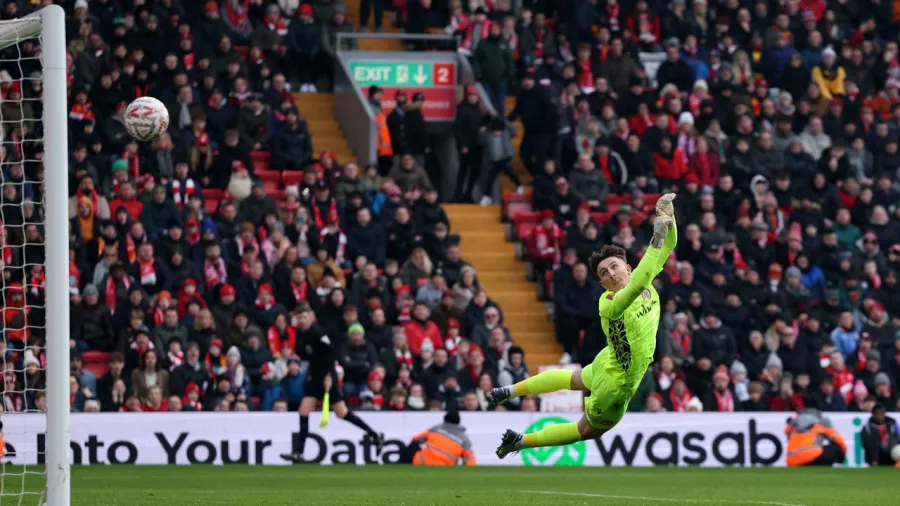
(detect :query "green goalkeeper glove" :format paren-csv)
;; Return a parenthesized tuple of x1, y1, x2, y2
(656, 193, 676, 218)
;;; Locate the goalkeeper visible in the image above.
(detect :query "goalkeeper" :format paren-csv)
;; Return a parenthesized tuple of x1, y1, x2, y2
(490, 194, 678, 457)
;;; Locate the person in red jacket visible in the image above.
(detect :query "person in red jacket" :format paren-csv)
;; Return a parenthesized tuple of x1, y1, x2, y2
(654, 136, 687, 190)
(403, 302, 443, 356)
(526, 210, 562, 275)
(687, 137, 721, 187)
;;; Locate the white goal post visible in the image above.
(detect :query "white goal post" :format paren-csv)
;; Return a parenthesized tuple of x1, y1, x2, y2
(0, 5, 69, 506)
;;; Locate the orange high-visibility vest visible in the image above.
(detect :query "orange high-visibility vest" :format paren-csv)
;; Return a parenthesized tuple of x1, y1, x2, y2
(411, 430, 476, 466)
(375, 111, 393, 157)
(785, 423, 847, 466)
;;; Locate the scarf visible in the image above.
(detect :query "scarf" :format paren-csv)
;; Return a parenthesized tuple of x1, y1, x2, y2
(462, 19, 491, 51)
(319, 228, 347, 264)
(714, 389, 734, 412)
(394, 348, 413, 367)
(122, 150, 140, 180)
(204, 353, 227, 379)
(605, 4, 620, 31)
(311, 198, 339, 229)
(29, 270, 45, 297)
(168, 350, 184, 371)
(576, 58, 594, 90)
(445, 336, 461, 356)
(171, 178, 196, 212)
(267, 326, 296, 357)
(138, 258, 156, 286)
(236, 236, 260, 257)
(228, 365, 246, 391)
(669, 389, 692, 412)
(105, 275, 131, 315)
(290, 281, 309, 303)
(265, 14, 288, 36)
(69, 258, 80, 293)
(204, 257, 227, 290)
(133, 81, 151, 98)
(255, 296, 274, 311)
(69, 102, 95, 122)
(672, 330, 691, 357)
(182, 395, 203, 411)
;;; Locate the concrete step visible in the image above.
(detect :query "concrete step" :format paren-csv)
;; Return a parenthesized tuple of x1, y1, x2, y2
(463, 252, 519, 272)
(477, 271, 527, 284)
(489, 290, 540, 307)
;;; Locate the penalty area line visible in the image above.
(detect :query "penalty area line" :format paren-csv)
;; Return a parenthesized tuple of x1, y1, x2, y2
(524, 490, 807, 506)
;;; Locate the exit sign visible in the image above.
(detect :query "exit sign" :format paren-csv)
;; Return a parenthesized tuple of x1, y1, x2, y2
(349, 61, 455, 88)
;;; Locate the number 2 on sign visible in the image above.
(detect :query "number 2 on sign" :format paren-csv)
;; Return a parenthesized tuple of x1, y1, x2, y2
(433, 63, 454, 85)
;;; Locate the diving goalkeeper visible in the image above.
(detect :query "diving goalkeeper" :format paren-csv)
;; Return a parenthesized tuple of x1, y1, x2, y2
(490, 194, 678, 457)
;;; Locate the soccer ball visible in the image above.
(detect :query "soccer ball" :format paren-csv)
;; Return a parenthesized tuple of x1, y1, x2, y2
(891, 444, 900, 464)
(124, 97, 169, 142)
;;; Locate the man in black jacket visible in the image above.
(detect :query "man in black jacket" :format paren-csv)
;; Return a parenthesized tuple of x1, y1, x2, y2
(281, 304, 383, 463)
(554, 263, 601, 363)
(347, 207, 387, 266)
(508, 70, 555, 175)
(452, 90, 486, 202)
(387, 91, 410, 157)
(406, 93, 431, 172)
(170, 342, 209, 396)
(861, 405, 900, 466)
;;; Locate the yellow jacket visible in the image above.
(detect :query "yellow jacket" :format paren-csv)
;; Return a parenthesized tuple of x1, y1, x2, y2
(811, 64, 847, 100)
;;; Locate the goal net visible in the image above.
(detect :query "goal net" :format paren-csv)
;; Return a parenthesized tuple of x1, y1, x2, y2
(0, 6, 70, 506)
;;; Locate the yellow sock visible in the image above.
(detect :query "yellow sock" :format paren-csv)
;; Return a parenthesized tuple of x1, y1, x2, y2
(522, 422, 582, 448)
(513, 369, 573, 397)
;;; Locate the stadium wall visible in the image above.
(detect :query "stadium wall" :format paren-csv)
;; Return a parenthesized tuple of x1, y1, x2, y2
(1, 412, 892, 467)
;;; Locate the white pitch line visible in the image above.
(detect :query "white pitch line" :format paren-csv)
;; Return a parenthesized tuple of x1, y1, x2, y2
(525, 490, 807, 506)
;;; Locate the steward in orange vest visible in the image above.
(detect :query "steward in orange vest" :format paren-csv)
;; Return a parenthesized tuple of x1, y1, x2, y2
(407, 412, 476, 466)
(785, 409, 847, 467)
(368, 86, 394, 175)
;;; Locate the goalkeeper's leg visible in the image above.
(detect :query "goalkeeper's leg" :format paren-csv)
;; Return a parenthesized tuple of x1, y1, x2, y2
(486, 368, 589, 407)
(496, 415, 606, 458)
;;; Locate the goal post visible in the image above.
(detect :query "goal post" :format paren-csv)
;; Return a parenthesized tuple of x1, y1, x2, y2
(0, 5, 69, 506)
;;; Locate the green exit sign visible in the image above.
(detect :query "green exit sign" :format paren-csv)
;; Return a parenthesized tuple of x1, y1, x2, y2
(348, 61, 456, 88)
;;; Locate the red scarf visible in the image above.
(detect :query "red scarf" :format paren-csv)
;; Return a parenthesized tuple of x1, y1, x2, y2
(596, 155, 613, 185)
(291, 281, 309, 303)
(134, 82, 151, 98)
(105, 276, 131, 314)
(171, 178, 196, 212)
(69, 102, 95, 122)
(1, 244, 11, 267)
(394, 348, 413, 367)
(203, 258, 227, 290)
(672, 330, 691, 356)
(138, 258, 156, 285)
(669, 389, 692, 412)
(125, 234, 137, 264)
(311, 199, 339, 229)
(265, 14, 288, 36)
(576, 58, 594, 89)
(605, 4, 620, 31)
(122, 150, 140, 180)
(714, 389, 734, 412)
(267, 326, 296, 357)
(237, 236, 260, 257)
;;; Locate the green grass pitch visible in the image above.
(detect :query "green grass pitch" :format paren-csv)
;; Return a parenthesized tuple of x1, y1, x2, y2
(2, 466, 899, 505)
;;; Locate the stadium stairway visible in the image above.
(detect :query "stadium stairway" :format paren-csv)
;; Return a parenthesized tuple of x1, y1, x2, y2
(291, 93, 356, 163)
(342, 0, 406, 51)
(501, 96, 533, 195)
(443, 204, 561, 374)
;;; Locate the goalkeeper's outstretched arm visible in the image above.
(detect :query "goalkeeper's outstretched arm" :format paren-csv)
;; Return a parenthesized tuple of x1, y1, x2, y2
(606, 216, 674, 319)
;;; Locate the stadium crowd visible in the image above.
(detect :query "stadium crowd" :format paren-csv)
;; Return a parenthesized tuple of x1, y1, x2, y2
(0, 0, 898, 423)
(0, 0, 534, 416)
(500, 0, 900, 416)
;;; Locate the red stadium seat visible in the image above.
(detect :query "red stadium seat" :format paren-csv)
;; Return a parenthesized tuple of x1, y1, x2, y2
(81, 351, 110, 378)
(256, 169, 280, 183)
(591, 212, 612, 225)
(644, 193, 661, 207)
(503, 192, 533, 221)
(253, 159, 271, 173)
(233, 46, 249, 61)
(263, 180, 279, 192)
(607, 194, 631, 206)
(251, 151, 271, 163)
(282, 171, 304, 185)
(269, 189, 286, 201)
(202, 188, 223, 201)
(512, 211, 541, 240)
(205, 199, 219, 214)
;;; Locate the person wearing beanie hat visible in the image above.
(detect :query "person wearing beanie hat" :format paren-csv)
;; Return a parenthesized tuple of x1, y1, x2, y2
(225, 345, 250, 398)
(404, 410, 477, 465)
(282, 304, 384, 463)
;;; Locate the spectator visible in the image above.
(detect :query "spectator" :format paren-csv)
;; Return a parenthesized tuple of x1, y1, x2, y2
(861, 405, 900, 467)
(131, 349, 169, 403)
(473, 22, 514, 111)
(453, 89, 487, 203)
(810, 377, 847, 412)
(286, 4, 321, 92)
(479, 116, 522, 205)
(555, 263, 600, 364)
(508, 70, 554, 175)
(693, 311, 736, 367)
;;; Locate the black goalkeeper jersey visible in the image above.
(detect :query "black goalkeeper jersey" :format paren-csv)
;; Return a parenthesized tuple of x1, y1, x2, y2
(296, 323, 334, 382)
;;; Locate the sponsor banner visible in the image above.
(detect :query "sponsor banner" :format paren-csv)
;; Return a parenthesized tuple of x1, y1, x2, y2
(0, 412, 890, 467)
(537, 364, 583, 413)
(363, 87, 456, 120)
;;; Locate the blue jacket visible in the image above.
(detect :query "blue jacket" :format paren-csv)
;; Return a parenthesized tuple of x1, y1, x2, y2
(830, 327, 860, 358)
(766, 46, 795, 87)
(799, 265, 826, 302)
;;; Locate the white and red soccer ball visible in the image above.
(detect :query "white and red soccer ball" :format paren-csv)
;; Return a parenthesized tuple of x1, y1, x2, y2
(124, 97, 169, 142)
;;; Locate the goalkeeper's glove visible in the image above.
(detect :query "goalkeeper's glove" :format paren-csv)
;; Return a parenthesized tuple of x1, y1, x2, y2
(651, 215, 674, 248)
(655, 192, 676, 218)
